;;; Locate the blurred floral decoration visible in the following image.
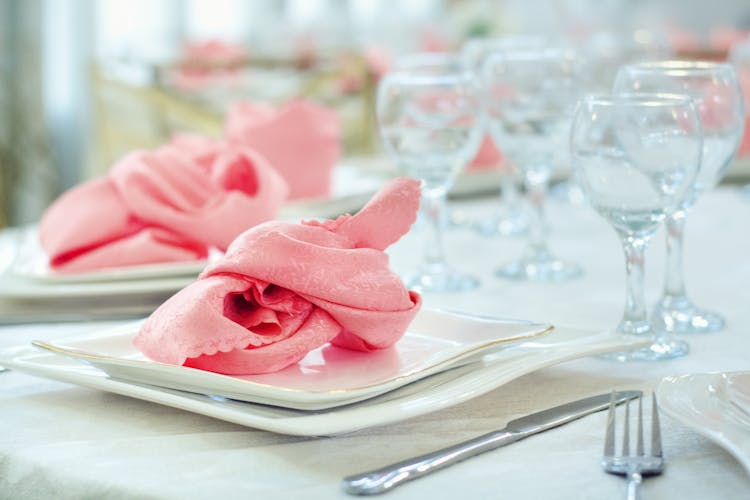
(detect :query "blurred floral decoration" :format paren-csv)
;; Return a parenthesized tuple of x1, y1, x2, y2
(92, 37, 386, 173)
(0, 0, 58, 228)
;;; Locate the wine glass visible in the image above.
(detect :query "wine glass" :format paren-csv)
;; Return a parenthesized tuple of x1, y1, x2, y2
(376, 69, 484, 292)
(614, 61, 745, 334)
(481, 47, 583, 281)
(461, 36, 549, 236)
(392, 52, 475, 229)
(549, 29, 672, 204)
(570, 93, 702, 361)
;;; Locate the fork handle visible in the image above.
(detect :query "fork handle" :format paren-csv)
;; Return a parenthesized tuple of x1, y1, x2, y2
(626, 471, 642, 500)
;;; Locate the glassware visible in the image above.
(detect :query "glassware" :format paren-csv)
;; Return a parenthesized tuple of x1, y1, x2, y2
(392, 53, 476, 230)
(614, 61, 745, 334)
(570, 93, 702, 361)
(729, 38, 750, 200)
(549, 29, 672, 205)
(376, 69, 484, 292)
(482, 47, 583, 281)
(460, 36, 548, 237)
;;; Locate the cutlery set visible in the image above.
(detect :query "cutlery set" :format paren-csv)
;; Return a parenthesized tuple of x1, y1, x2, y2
(342, 390, 664, 498)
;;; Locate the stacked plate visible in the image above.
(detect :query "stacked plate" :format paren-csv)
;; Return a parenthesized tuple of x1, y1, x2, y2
(0, 227, 203, 324)
(0, 308, 650, 435)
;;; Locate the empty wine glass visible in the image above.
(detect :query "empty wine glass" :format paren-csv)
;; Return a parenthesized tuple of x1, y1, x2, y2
(461, 36, 548, 236)
(549, 30, 672, 205)
(392, 52, 475, 229)
(614, 61, 745, 334)
(571, 93, 702, 361)
(376, 69, 484, 292)
(482, 47, 583, 281)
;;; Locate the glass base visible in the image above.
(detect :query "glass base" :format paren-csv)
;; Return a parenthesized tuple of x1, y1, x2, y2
(652, 296, 725, 334)
(473, 209, 528, 237)
(405, 265, 480, 293)
(600, 338, 690, 362)
(495, 256, 582, 282)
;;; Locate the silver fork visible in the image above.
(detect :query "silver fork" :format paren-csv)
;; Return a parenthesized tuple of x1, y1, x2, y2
(602, 392, 664, 500)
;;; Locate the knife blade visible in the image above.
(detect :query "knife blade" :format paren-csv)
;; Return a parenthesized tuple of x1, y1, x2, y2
(341, 390, 641, 496)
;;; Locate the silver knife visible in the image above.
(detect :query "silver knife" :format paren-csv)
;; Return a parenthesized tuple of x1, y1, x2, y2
(341, 390, 641, 496)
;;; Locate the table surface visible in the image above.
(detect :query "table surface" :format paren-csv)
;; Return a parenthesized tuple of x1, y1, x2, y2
(1, 187, 749, 499)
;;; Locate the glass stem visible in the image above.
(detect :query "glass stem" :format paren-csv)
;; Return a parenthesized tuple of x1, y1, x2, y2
(421, 188, 447, 270)
(663, 211, 687, 300)
(524, 181, 549, 260)
(619, 234, 651, 335)
(499, 173, 519, 209)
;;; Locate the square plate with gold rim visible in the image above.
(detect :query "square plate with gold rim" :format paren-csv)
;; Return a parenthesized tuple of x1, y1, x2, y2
(25, 309, 552, 410)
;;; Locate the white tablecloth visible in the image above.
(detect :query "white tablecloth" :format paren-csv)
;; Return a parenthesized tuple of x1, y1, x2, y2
(1, 187, 749, 499)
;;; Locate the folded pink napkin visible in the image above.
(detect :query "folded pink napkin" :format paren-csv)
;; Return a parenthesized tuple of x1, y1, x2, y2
(739, 76, 750, 156)
(182, 39, 248, 67)
(134, 177, 422, 375)
(666, 26, 701, 53)
(39, 140, 288, 273)
(710, 28, 749, 52)
(225, 100, 340, 200)
(740, 119, 750, 156)
(468, 135, 503, 171)
(168, 40, 249, 91)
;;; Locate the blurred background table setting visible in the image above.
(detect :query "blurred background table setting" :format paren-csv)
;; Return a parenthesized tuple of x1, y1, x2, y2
(2, 0, 750, 499)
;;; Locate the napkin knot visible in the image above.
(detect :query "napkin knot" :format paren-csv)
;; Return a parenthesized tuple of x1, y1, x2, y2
(134, 177, 422, 374)
(39, 138, 288, 272)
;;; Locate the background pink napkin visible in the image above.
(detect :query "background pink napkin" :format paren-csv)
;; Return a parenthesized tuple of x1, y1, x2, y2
(467, 135, 503, 171)
(225, 100, 340, 200)
(39, 140, 288, 273)
(169, 40, 248, 91)
(134, 177, 422, 375)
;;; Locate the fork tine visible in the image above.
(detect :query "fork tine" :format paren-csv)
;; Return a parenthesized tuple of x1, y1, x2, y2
(622, 398, 631, 456)
(604, 391, 616, 457)
(652, 393, 663, 457)
(636, 395, 644, 456)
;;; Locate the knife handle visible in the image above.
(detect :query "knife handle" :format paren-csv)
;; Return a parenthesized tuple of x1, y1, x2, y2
(341, 430, 518, 495)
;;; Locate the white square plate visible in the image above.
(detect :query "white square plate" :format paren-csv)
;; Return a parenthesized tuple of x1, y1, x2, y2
(29, 309, 552, 410)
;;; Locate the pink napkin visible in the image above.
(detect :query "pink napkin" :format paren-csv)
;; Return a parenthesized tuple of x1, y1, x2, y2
(467, 135, 503, 171)
(170, 40, 248, 91)
(39, 140, 288, 273)
(225, 100, 340, 200)
(739, 75, 750, 157)
(134, 177, 422, 375)
(740, 118, 750, 157)
(182, 39, 248, 67)
(710, 28, 750, 53)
